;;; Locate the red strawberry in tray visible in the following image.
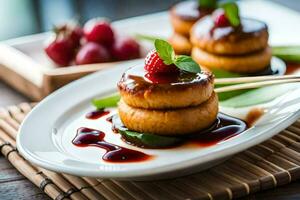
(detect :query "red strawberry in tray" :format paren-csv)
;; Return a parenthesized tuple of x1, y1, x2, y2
(83, 19, 115, 47)
(45, 35, 74, 66)
(45, 23, 83, 66)
(69, 25, 84, 47)
(111, 36, 141, 61)
(75, 42, 110, 65)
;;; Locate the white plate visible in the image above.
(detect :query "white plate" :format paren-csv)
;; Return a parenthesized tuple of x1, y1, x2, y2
(16, 0, 300, 180)
(17, 60, 300, 180)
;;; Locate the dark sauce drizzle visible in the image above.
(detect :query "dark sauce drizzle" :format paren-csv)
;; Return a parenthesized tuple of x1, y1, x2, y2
(85, 109, 110, 120)
(72, 127, 152, 163)
(106, 115, 113, 123)
(115, 113, 247, 148)
(185, 113, 247, 147)
(77, 98, 247, 163)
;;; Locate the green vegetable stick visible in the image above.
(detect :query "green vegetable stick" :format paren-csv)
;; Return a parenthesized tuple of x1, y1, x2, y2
(92, 94, 120, 109)
(272, 46, 300, 63)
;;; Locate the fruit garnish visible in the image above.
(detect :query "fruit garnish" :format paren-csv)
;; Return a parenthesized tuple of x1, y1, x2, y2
(83, 18, 114, 47)
(75, 42, 110, 65)
(217, 2, 240, 27)
(111, 36, 141, 61)
(145, 50, 179, 74)
(113, 115, 182, 148)
(198, 0, 217, 9)
(213, 10, 230, 27)
(144, 39, 201, 74)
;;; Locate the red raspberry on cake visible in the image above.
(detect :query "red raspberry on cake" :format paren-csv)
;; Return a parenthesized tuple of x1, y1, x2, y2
(144, 50, 178, 74)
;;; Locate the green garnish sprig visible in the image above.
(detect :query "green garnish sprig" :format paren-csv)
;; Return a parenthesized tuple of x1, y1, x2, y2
(198, 0, 240, 27)
(219, 1, 240, 27)
(155, 39, 201, 73)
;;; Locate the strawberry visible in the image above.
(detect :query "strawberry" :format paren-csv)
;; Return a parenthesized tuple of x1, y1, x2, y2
(83, 19, 114, 47)
(45, 34, 75, 66)
(111, 36, 140, 61)
(44, 22, 83, 66)
(75, 42, 110, 65)
(144, 50, 178, 74)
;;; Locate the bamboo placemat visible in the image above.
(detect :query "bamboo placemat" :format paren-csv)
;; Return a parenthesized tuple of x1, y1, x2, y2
(1, 103, 300, 200)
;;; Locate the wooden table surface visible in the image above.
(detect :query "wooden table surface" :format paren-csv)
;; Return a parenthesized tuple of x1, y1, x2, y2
(1, 81, 300, 200)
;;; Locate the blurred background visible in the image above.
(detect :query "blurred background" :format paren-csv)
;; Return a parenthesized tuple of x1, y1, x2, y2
(0, 0, 299, 41)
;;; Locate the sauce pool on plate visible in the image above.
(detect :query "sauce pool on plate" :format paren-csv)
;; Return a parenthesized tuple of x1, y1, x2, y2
(72, 127, 153, 163)
(85, 109, 110, 120)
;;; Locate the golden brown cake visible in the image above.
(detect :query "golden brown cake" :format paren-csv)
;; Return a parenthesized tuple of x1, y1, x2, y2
(170, 0, 214, 37)
(118, 65, 214, 109)
(190, 17, 269, 55)
(118, 92, 218, 135)
(192, 46, 272, 73)
(168, 33, 193, 55)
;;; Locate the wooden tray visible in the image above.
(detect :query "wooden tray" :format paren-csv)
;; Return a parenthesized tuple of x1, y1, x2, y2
(0, 12, 168, 101)
(0, 42, 126, 101)
(1, 103, 300, 200)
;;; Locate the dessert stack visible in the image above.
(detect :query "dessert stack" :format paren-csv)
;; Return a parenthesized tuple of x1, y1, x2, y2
(117, 39, 218, 135)
(190, 3, 271, 74)
(169, 0, 216, 55)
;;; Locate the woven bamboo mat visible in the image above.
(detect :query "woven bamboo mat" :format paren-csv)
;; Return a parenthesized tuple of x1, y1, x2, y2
(1, 103, 300, 200)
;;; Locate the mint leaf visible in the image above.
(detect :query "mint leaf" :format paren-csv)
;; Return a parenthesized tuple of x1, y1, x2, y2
(174, 55, 201, 73)
(198, 0, 217, 9)
(92, 94, 120, 109)
(220, 2, 240, 27)
(154, 39, 175, 65)
(153, 39, 201, 73)
(119, 129, 181, 148)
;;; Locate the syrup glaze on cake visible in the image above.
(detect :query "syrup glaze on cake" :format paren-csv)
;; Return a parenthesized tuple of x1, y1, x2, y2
(171, 0, 214, 21)
(193, 17, 268, 42)
(118, 65, 213, 95)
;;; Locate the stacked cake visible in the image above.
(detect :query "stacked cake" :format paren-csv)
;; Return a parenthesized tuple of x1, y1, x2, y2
(117, 40, 219, 135)
(117, 66, 218, 135)
(190, 10, 271, 74)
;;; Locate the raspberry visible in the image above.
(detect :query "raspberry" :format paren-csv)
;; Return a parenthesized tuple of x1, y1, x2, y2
(144, 50, 178, 74)
(214, 10, 230, 27)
